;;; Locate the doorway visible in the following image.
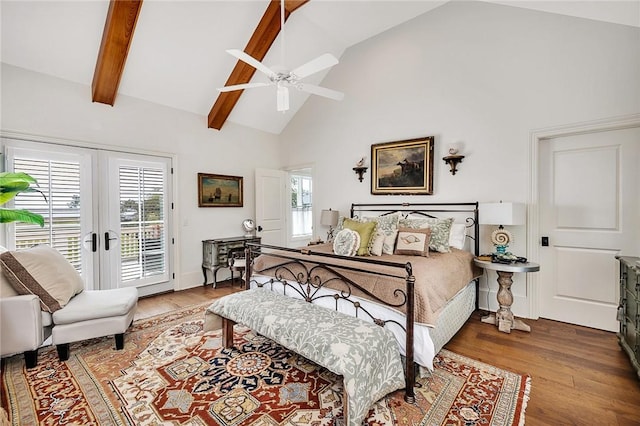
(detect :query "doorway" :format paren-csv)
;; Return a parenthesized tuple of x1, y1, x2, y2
(3, 138, 174, 296)
(531, 115, 640, 331)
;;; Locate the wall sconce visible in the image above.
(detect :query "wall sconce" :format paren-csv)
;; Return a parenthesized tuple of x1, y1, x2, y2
(442, 144, 464, 175)
(353, 156, 368, 182)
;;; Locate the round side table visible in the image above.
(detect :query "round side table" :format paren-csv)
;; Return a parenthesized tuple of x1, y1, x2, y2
(473, 258, 540, 333)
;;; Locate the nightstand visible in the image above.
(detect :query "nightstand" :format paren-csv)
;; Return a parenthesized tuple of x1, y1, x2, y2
(473, 258, 540, 333)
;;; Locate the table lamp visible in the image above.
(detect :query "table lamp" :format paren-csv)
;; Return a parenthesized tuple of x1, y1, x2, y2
(479, 202, 526, 254)
(320, 209, 339, 242)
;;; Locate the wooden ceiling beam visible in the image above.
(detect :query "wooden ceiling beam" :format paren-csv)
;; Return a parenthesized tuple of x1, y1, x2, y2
(92, 0, 143, 105)
(207, 0, 309, 130)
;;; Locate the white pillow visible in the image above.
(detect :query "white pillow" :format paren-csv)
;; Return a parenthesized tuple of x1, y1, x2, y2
(370, 231, 384, 256)
(448, 224, 467, 250)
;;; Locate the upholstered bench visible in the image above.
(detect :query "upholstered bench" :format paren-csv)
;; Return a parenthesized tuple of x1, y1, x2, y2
(52, 287, 138, 360)
(205, 288, 405, 426)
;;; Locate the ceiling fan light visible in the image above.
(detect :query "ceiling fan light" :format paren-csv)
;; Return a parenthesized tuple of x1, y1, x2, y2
(277, 85, 289, 112)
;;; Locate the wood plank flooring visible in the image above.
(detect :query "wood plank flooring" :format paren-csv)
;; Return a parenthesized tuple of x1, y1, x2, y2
(137, 284, 640, 425)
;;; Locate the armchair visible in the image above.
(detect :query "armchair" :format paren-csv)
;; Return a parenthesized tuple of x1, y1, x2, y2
(0, 245, 138, 368)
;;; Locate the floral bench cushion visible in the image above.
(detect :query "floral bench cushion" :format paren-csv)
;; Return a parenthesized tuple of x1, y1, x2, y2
(206, 288, 405, 426)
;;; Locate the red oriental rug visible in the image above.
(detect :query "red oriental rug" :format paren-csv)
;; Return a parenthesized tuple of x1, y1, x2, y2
(1, 303, 530, 425)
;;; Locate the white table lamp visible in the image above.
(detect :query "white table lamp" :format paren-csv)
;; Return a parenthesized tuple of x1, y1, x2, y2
(479, 202, 526, 254)
(320, 209, 339, 242)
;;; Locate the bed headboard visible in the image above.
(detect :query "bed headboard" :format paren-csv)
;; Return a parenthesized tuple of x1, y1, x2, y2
(349, 202, 479, 256)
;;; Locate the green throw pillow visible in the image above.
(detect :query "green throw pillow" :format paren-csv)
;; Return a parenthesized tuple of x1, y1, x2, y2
(342, 218, 377, 256)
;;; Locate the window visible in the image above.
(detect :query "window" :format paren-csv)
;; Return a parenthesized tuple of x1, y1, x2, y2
(290, 172, 312, 238)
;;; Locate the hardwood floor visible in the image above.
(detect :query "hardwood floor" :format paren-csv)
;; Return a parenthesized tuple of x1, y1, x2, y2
(137, 285, 640, 425)
(446, 311, 640, 426)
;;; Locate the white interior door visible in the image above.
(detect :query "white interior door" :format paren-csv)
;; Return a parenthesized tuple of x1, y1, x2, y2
(255, 168, 287, 246)
(539, 127, 640, 331)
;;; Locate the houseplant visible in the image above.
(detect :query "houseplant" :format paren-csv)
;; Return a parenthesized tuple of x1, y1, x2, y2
(0, 172, 45, 226)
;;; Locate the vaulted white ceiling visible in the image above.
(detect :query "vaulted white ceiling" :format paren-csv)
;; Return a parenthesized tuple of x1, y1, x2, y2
(2, 0, 638, 135)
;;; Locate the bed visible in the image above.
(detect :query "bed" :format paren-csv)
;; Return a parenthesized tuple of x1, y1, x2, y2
(239, 202, 482, 402)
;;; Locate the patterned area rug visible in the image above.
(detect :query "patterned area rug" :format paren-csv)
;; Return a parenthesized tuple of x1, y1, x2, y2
(1, 302, 530, 425)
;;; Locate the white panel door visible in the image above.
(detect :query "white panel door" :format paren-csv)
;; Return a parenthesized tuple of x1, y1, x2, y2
(255, 168, 287, 246)
(539, 127, 639, 331)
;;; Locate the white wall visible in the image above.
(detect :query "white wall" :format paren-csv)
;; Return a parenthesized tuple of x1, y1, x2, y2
(279, 1, 640, 317)
(1, 63, 281, 290)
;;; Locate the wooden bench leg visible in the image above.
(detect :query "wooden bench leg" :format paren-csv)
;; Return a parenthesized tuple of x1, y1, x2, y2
(222, 317, 236, 348)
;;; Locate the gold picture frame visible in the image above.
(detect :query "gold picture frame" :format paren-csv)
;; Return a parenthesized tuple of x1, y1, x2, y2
(371, 136, 434, 195)
(198, 173, 243, 207)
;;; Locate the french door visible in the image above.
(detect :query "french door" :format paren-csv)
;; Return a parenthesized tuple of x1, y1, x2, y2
(3, 139, 173, 295)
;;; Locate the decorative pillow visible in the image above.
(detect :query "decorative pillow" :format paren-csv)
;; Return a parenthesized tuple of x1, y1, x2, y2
(448, 223, 467, 250)
(398, 216, 454, 253)
(362, 213, 400, 255)
(394, 228, 432, 257)
(0, 246, 18, 298)
(370, 231, 385, 256)
(333, 229, 360, 257)
(0, 245, 85, 313)
(342, 218, 377, 256)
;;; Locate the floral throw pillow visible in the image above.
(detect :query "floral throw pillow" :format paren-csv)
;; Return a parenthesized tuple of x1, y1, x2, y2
(398, 216, 454, 253)
(333, 229, 360, 256)
(362, 213, 400, 255)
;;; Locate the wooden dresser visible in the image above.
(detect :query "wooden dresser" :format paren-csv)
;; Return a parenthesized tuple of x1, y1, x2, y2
(202, 236, 261, 287)
(617, 255, 640, 378)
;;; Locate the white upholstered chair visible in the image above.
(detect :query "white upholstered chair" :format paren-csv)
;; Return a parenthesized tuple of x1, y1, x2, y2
(0, 245, 138, 368)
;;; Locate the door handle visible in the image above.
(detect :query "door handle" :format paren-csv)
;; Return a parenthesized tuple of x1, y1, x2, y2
(105, 231, 118, 251)
(257, 225, 263, 232)
(541, 236, 549, 247)
(92, 233, 97, 252)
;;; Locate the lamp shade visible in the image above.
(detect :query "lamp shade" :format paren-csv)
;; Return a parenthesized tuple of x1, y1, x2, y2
(320, 209, 339, 227)
(479, 202, 526, 225)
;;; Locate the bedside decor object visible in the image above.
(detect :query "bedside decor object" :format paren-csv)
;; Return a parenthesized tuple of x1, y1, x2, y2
(479, 201, 526, 254)
(371, 137, 434, 195)
(320, 208, 339, 242)
(242, 219, 256, 237)
(198, 173, 243, 207)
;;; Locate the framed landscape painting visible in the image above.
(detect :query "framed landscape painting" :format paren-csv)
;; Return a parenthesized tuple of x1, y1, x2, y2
(371, 136, 434, 195)
(198, 173, 243, 207)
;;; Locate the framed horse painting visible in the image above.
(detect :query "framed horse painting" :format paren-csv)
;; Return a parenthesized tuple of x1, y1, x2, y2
(371, 136, 434, 195)
(198, 173, 243, 207)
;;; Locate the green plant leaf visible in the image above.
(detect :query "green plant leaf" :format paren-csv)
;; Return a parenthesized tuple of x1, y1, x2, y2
(0, 208, 45, 227)
(0, 172, 46, 205)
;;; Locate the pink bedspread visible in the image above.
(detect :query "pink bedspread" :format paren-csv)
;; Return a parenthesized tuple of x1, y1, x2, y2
(251, 243, 482, 326)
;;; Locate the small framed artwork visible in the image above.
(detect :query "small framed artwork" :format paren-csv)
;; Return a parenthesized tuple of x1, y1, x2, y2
(371, 136, 434, 195)
(198, 173, 243, 207)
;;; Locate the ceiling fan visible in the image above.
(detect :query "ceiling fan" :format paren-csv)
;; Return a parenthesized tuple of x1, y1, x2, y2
(217, 0, 344, 112)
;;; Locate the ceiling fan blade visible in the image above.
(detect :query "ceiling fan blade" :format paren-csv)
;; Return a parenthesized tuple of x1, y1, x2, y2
(226, 49, 275, 78)
(217, 82, 271, 92)
(298, 83, 344, 101)
(291, 53, 339, 79)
